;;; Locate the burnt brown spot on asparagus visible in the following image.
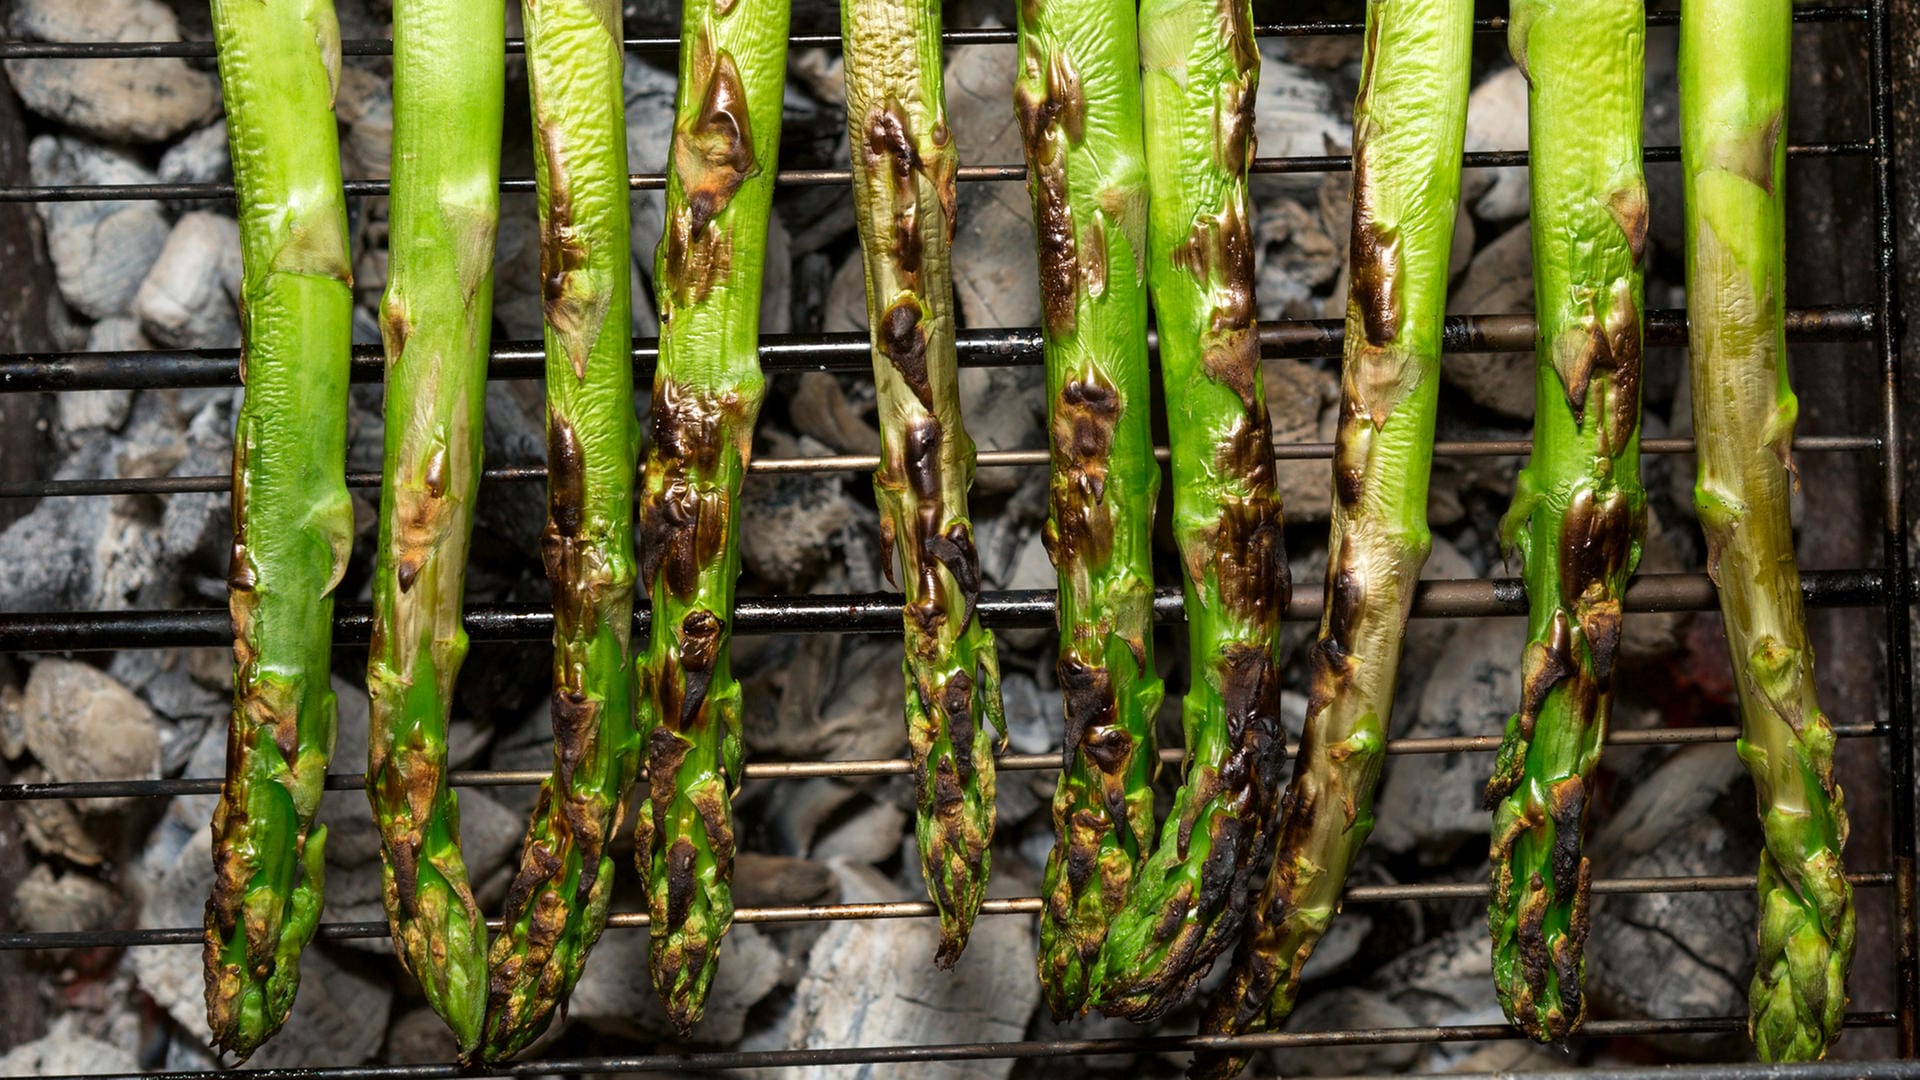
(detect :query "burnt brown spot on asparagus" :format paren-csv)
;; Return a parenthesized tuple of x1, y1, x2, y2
(880, 299, 934, 408)
(864, 103, 925, 277)
(664, 40, 755, 305)
(1043, 375, 1120, 569)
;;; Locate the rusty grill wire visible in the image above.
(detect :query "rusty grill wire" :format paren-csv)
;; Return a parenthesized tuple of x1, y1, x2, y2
(0, 1, 1913, 1078)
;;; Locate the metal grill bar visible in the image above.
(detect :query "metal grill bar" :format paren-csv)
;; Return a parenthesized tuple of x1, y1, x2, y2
(0, 141, 1872, 204)
(0, 722, 1886, 804)
(0, 570, 1890, 653)
(0, 874, 1896, 953)
(0, 306, 1875, 394)
(0, 1015, 1901, 1080)
(0, 435, 1880, 500)
(0, 6, 1870, 60)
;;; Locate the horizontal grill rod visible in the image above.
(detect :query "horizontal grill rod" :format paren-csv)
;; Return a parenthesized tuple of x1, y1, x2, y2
(0, 723, 1882, 804)
(0, 141, 1871, 204)
(3, 1014, 1897, 1080)
(0, 873, 1892, 952)
(0, 6, 1870, 59)
(0, 306, 1874, 394)
(0, 435, 1878, 500)
(0, 570, 1889, 653)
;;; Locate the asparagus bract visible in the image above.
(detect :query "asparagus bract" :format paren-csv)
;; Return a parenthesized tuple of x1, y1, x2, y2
(1679, 0, 1854, 1059)
(1015, 0, 1162, 1021)
(842, 0, 1009, 968)
(482, 0, 638, 1059)
(203, 0, 354, 1059)
(365, 0, 504, 1056)
(1191, 1, 1471, 1073)
(1088, 0, 1288, 1021)
(632, 0, 790, 1032)
(1485, 0, 1647, 1042)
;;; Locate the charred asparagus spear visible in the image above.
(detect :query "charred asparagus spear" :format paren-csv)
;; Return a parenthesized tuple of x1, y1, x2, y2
(1190, 1, 1472, 1073)
(481, 0, 638, 1059)
(1088, 0, 1288, 1022)
(841, 0, 1009, 968)
(632, 0, 790, 1032)
(364, 0, 504, 1056)
(1679, 0, 1854, 1059)
(1485, 0, 1647, 1042)
(203, 0, 354, 1060)
(1016, 0, 1162, 1021)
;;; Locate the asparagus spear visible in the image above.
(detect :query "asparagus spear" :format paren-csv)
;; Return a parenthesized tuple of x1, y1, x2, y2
(364, 0, 504, 1056)
(1679, 0, 1854, 1059)
(1484, 0, 1647, 1042)
(1190, 1, 1471, 1072)
(202, 0, 354, 1060)
(1015, 0, 1162, 1021)
(632, 0, 790, 1032)
(841, 0, 1009, 968)
(1088, 0, 1289, 1022)
(481, 0, 638, 1059)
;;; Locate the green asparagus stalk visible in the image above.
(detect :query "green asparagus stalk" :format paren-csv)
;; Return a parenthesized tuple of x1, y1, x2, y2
(202, 0, 354, 1060)
(841, 0, 1009, 968)
(1679, 0, 1854, 1059)
(1087, 0, 1289, 1022)
(1016, 0, 1162, 1021)
(1484, 0, 1647, 1042)
(364, 0, 505, 1057)
(1190, 1, 1471, 1073)
(481, 0, 638, 1060)
(632, 0, 790, 1033)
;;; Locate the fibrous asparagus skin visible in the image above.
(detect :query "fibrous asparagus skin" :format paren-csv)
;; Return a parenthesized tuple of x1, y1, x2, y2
(203, 0, 354, 1061)
(481, 0, 637, 1060)
(1015, 0, 1162, 1022)
(365, 0, 504, 1057)
(633, 0, 789, 1034)
(1191, 1, 1470, 1074)
(842, 0, 1009, 968)
(1485, 0, 1647, 1043)
(1679, 0, 1853, 1059)
(1088, 0, 1288, 1022)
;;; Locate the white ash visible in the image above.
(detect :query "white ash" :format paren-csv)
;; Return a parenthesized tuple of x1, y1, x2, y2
(56, 318, 145, 437)
(945, 23, 1041, 336)
(1462, 66, 1531, 222)
(3, 0, 219, 145)
(133, 211, 242, 349)
(0, 1015, 139, 1078)
(16, 658, 160, 816)
(29, 135, 170, 320)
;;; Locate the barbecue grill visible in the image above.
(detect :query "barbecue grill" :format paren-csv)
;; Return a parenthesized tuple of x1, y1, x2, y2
(0, 2, 1914, 1077)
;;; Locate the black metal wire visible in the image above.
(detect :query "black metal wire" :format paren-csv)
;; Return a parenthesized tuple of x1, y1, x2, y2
(0, 141, 1874, 204)
(0, 6, 1871, 60)
(0, 306, 1876, 395)
(0, 435, 1881, 501)
(0, 569, 1891, 654)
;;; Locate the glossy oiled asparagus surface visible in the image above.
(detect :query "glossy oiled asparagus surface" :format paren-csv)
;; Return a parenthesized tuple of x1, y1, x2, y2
(1679, 0, 1853, 1060)
(204, 0, 355, 1060)
(841, 0, 1009, 968)
(482, 0, 638, 1060)
(1015, 0, 1162, 1021)
(633, 0, 790, 1033)
(1192, 1, 1471, 1073)
(1486, 0, 1647, 1042)
(366, 0, 504, 1056)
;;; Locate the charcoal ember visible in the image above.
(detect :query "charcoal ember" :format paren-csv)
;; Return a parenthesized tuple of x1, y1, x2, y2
(787, 371, 880, 455)
(958, 366, 1046, 497)
(810, 797, 908, 865)
(567, 922, 784, 1044)
(1442, 221, 1535, 420)
(624, 53, 674, 334)
(490, 201, 546, 340)
(1586, 746, 1756, 1060)
(0, 1016, 138, 1077)
(1371, 617, 1526, 859)
(56, 318, 144, 436)
(3, 0, 219, 144)
(1462, 66, 1530, 221)
(733, 853, 840, 909)
(740, 434, 861, 591)
(105, 647, 223, 774)
(9, 864, 122, 948)
(1251, 43, 1351, 202)
(945, 26, 1038, 337)
(133, 211, 242, 350)
(1265, 355, 1341, 522)
(1254, 196, 1343, 322)
(18, 659, 159, 815)
(28, 136, 169, 320)
(763, 860, 1039, 1080)
(156, 123, 229, 189)
(1264, 988, 1421, 1078)
(1366, 926, 1503, 1070)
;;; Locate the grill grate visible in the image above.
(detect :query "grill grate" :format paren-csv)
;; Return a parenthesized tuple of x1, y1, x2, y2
(0, 2, 1913, 1078)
